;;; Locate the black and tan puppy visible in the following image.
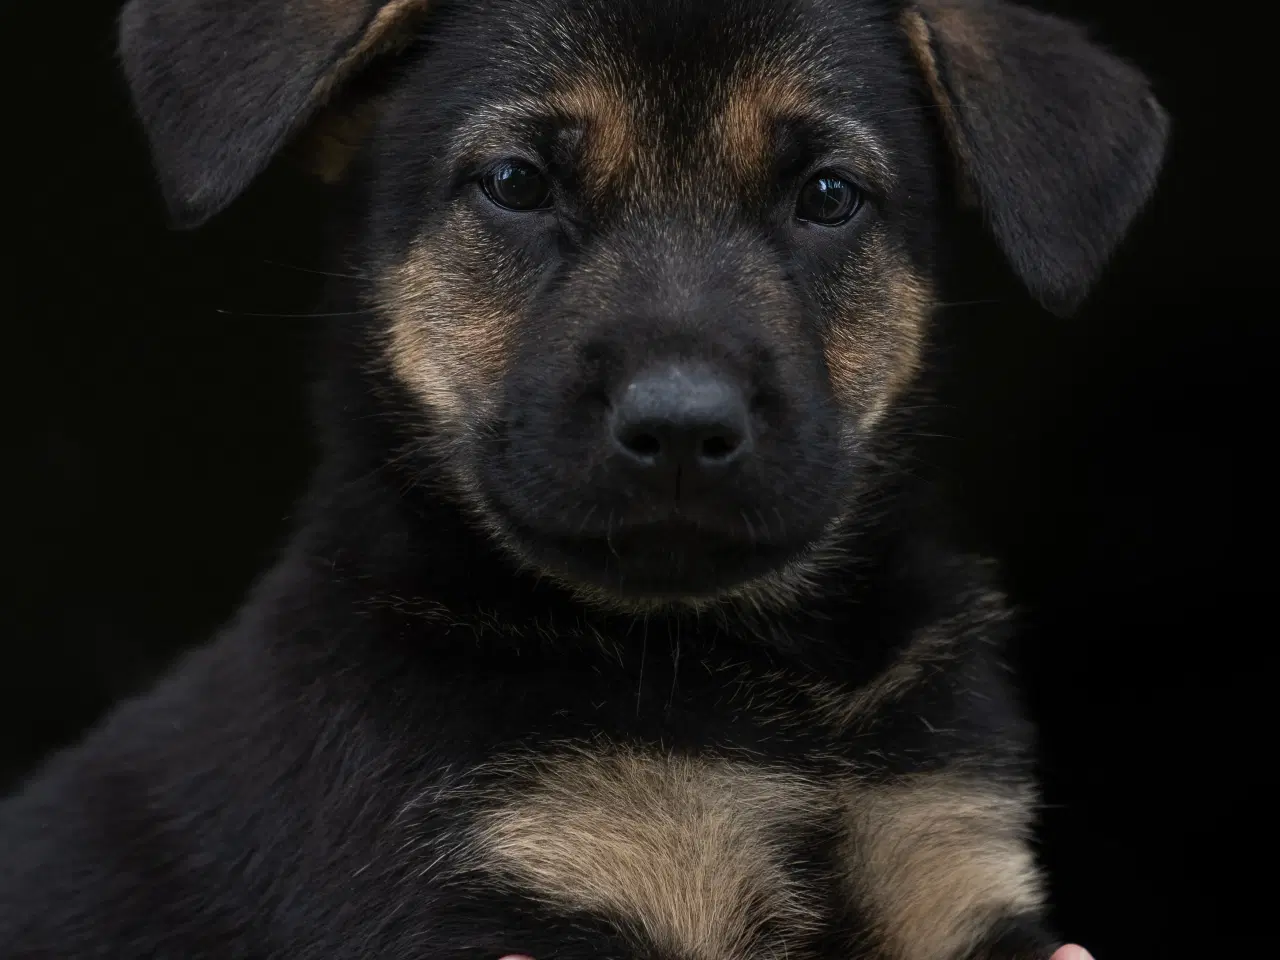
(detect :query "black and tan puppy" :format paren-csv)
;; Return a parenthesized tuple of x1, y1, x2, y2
(0, 0, 1168, 957)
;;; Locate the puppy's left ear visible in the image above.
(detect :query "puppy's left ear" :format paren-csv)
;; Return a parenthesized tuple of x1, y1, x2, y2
(902, 0, 1170, 315)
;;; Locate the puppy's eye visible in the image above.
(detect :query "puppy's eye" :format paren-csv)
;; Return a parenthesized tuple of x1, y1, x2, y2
(795, 171, 862, 225)
(482, 160, 552, 211)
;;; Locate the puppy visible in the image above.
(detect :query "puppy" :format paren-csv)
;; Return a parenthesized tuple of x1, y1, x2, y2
(0, 1, 1168, 958)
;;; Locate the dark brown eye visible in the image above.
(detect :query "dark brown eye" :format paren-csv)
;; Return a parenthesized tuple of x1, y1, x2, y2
(483, 160, 552, 211)
(795, 171, 862, 225)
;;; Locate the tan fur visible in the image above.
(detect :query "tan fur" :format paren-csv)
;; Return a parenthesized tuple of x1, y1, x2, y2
(378, 206, 524, 435)
(473, 748, 833, 959)
(446, 79, 639, 195)
(716, 71, 812, 179)
(465, 748, 1042, 960)
(842, 774, 1045, 960)
(717, 58, 895, 190)
(823, 228, 932, 434)
(551, 78, 638, 193)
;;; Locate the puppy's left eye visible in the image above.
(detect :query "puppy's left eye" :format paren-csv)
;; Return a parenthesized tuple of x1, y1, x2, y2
(483, 160, 552, 211)
(796, 171, 862, 225)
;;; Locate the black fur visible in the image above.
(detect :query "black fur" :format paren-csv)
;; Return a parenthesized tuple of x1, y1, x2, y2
(1, 0, 1167, 957)
(117, 0, 426, 228)
(909, 0, 1169, 315)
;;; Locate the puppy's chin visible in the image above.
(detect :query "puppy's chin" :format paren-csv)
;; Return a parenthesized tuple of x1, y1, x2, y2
(489, 511, 830, 609)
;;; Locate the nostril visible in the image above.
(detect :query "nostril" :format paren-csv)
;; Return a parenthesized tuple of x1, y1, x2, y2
(699, 432, 741, 463)
(619, 427, 663, 461)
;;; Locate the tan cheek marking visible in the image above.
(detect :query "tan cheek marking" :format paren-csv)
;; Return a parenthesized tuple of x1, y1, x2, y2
(843, 775, 1045, 960)
(473, 749, 832, 959)
(822, 231, 932, 433)
(377, 207, 519, 432)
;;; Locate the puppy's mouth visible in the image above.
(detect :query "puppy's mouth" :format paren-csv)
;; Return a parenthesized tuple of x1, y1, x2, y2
(494, 505, 814, 601)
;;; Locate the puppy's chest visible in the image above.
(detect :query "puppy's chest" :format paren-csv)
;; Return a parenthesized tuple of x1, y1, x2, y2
(424, 729, 1035, 960)
(407, 644, 1031, 960)
(451, 746, 848, 960)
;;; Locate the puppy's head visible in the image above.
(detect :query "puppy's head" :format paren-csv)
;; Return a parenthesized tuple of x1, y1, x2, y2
(120, 0, 1169, 610)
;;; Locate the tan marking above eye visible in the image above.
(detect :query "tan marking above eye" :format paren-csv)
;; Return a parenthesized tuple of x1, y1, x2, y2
(548, 78, 638, 192)
(714, 60, 895, 192)
(715, 70, 812, 177)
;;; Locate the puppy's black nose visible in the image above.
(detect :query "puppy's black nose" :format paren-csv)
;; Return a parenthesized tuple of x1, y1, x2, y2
(609, 365, 752, 483)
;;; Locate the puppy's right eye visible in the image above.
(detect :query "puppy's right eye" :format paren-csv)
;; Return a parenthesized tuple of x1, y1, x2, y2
(482, 160, 552, 211)
(795, 170, 862, 226)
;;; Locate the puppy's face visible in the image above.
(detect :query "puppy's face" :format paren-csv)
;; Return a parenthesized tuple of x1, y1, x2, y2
(369, 0, 935, 605)
(119, 0, 1170, 609)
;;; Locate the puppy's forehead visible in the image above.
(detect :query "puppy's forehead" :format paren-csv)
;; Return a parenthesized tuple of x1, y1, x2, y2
(444, 0, 900, 186)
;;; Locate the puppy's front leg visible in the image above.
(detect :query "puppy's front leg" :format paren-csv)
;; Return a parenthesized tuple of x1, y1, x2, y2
(844, 773, 1058, 960)
(961, 915, 1063, 960)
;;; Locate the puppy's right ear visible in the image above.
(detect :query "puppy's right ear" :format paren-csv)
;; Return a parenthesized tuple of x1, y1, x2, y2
(118, 0, 432, 228)
(903, 0, 1170, 316)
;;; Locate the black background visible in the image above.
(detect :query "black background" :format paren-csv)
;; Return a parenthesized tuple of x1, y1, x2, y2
(3, 0, 1273, 954)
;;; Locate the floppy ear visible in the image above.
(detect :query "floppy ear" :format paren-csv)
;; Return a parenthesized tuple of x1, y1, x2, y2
(117, 0, 432, 228)
(902, 0, 1170, 315)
